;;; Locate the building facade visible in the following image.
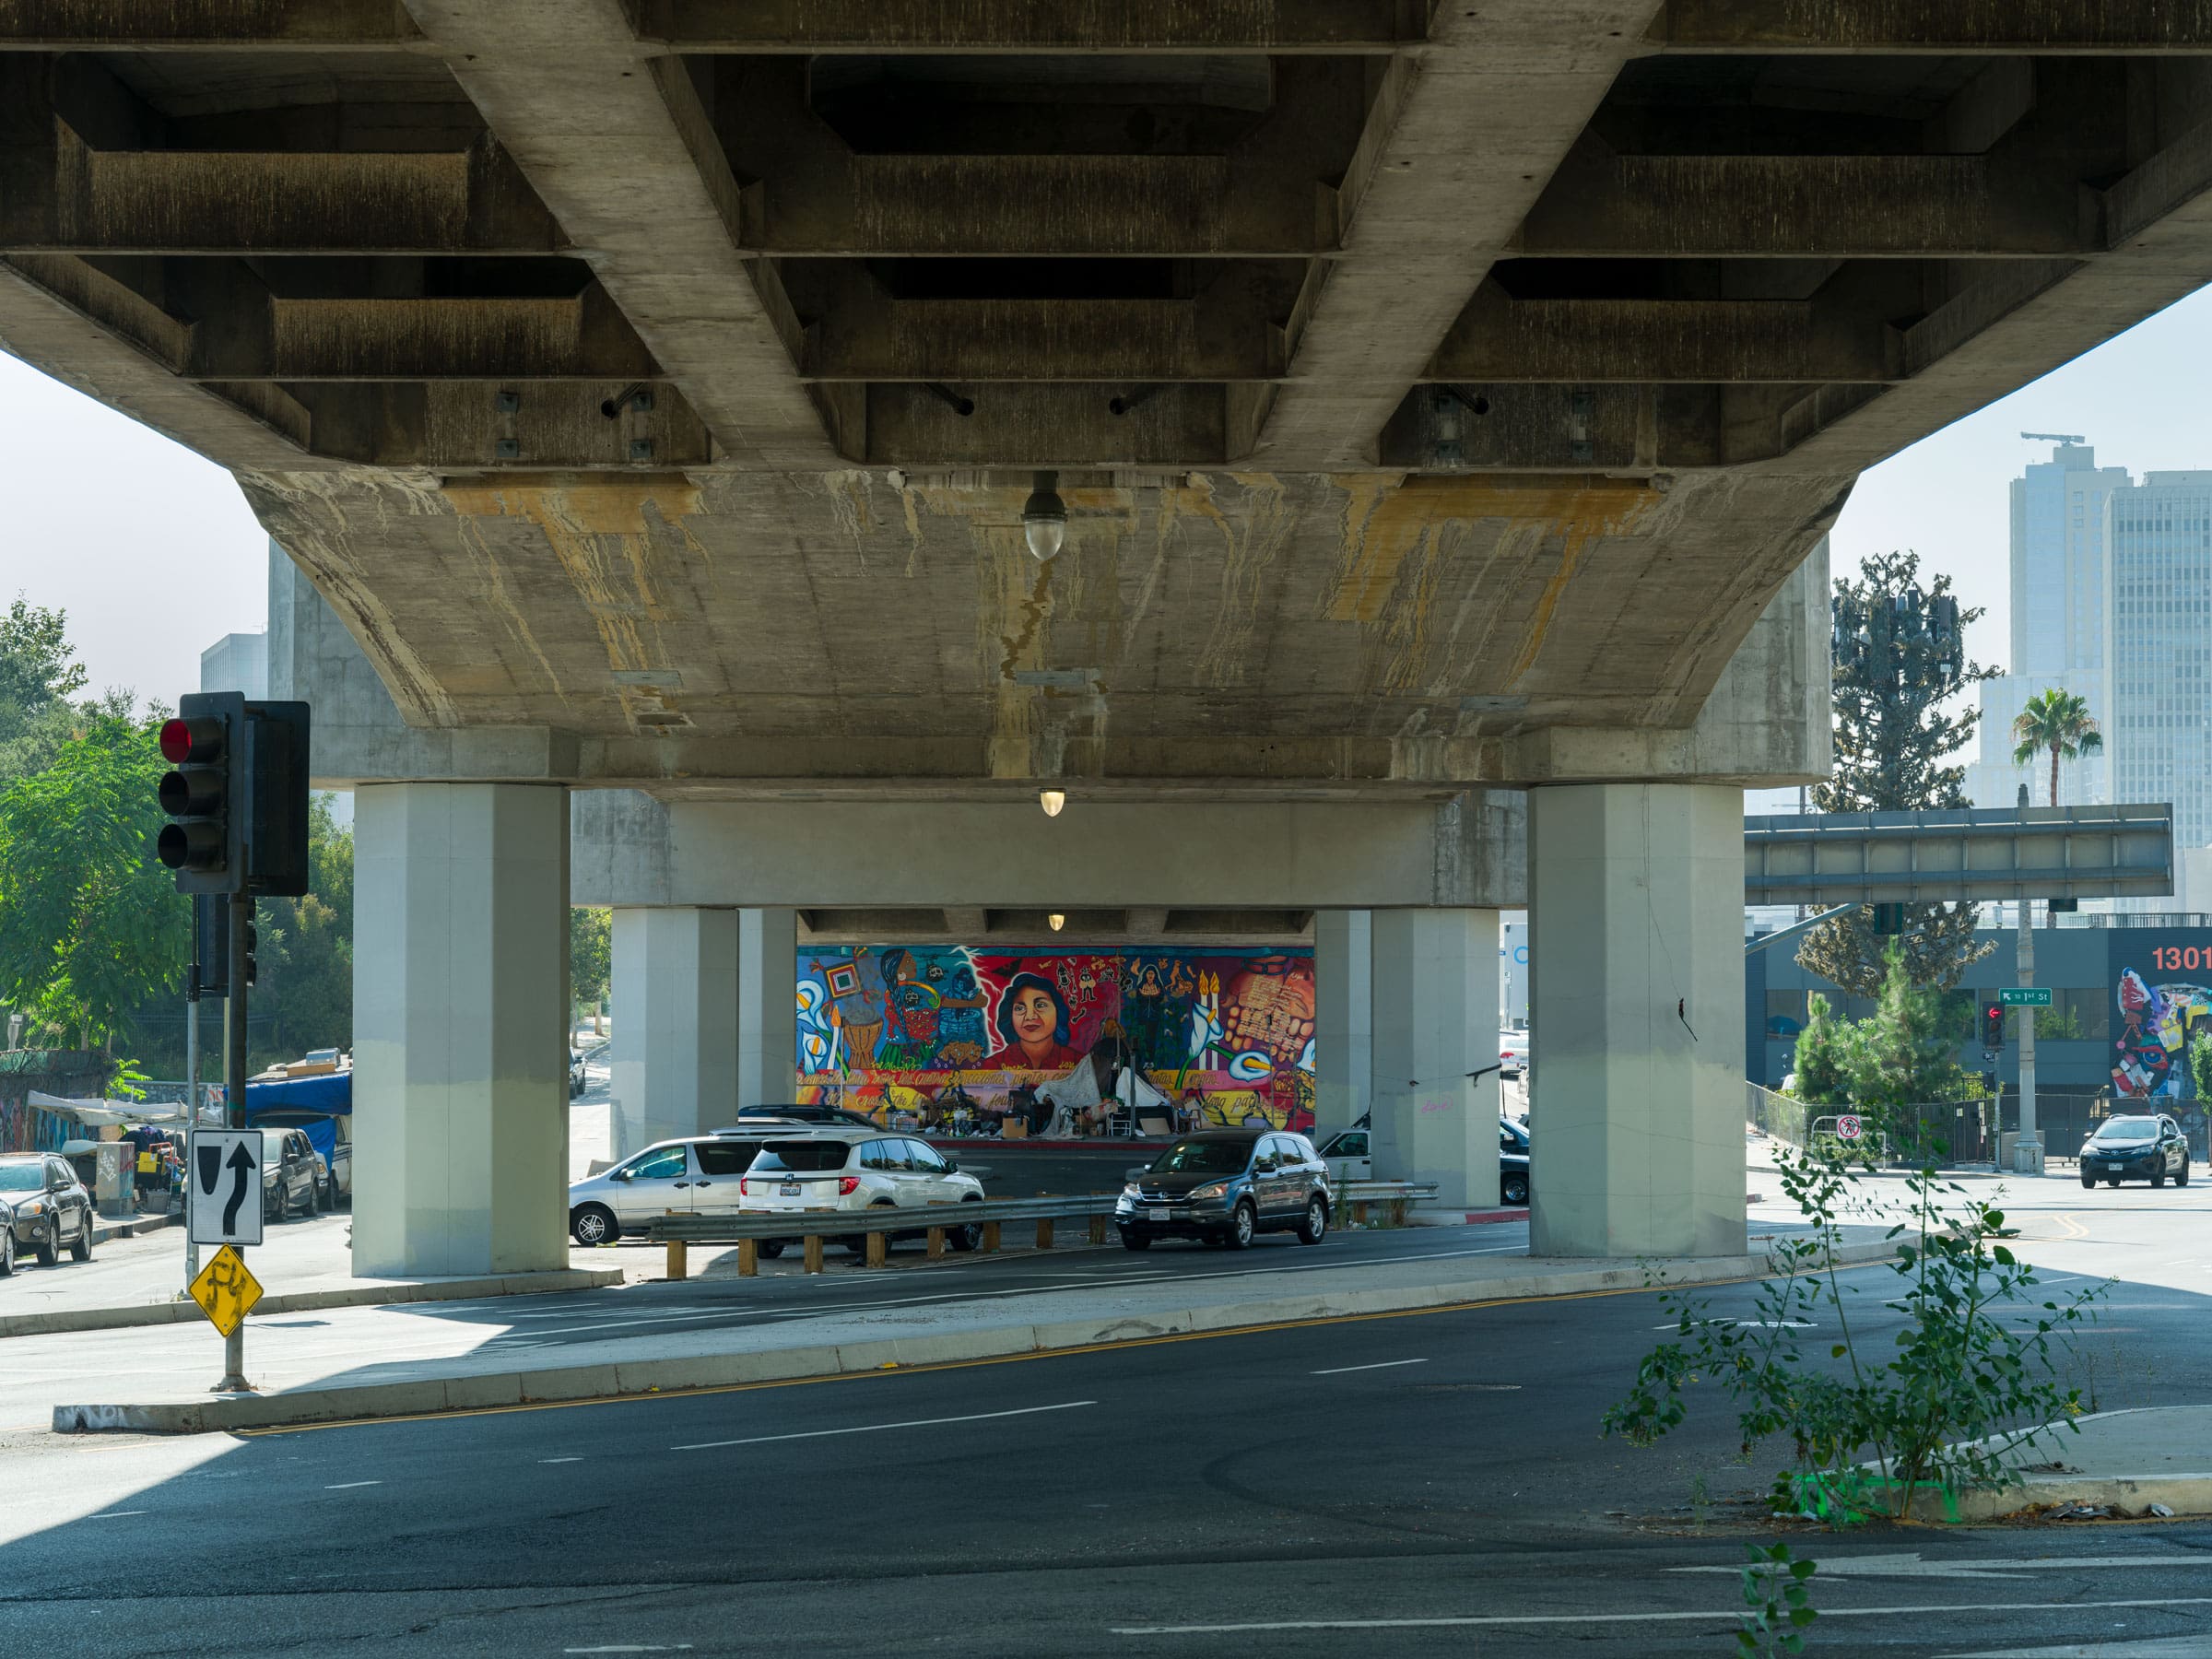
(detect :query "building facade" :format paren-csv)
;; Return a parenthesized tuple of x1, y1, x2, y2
(2105, 471, 2212, 892)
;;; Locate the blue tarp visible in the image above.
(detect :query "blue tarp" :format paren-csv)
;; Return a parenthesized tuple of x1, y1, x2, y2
(241, 1072, 351, 1115)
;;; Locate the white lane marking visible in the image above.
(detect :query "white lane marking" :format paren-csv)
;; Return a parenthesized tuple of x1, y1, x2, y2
(86, 1511, 147, 1519)
(1111, 1596, 2212, 1635)
(1675, 1554, 2212, 1582)
(563, 1648, 694, 1654)
(539, 1457, 583, 1465)
(324, 1480, 382, 1490)
(675, 1399, 1095, 1452)
(1312, 1359, 1428, 1376)
(1939, 1639, 2212, 1657)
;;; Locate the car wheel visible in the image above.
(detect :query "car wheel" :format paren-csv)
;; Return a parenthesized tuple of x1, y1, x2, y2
(2179, 1160, 2192, 1188)
(1502, 1171, 1531, 1206)
(68, 1216, 92, 1262)
(2081, 1172, 2097, 1189)
(0, 1227, 12, 1277)
(2154, 1171, 2168, 1189)
(946, 1210, 983, 1253)
(33, 1226, 57, 1266)
(316, 1178, 333, 1213)
(1119, 1228, 1152, 1251)
(1296, 1197, 1328, 1246)
(1224, 1201, 1255, 1251)
(758, 1241, 785, 1259)
(2107, 1178, 2123, 1187)
(569, 1203, 618, 1247)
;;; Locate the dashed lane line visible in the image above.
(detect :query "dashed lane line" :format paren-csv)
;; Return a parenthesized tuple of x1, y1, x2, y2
(673, 1398, 1095, 1452)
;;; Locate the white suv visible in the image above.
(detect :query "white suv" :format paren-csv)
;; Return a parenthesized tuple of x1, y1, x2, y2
(738, 1129, 985, 1253)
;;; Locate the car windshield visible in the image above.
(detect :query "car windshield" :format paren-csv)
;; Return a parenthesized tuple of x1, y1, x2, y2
(2092, 1119, 2159, 1143)
(0, 1164, 42, 1192)
(1149, 1139, 1253, 1174)
(752, 1141, 852, 1173)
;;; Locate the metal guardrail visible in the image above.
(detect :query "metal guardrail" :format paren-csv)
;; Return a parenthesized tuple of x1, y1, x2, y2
(642, 1180, 1445, 1276)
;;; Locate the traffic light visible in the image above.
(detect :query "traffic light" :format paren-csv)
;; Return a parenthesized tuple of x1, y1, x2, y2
(1870, 902, 1906, 935)
(156, 692, 245, 893)
(154, 696, 312, 898)
(1982, 1003, 2006, 1048)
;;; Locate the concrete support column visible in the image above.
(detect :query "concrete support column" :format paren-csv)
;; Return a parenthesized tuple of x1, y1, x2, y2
(1527, 783, 1745, 1259)
(610, 907, 739, 1157)
(1313, 911, 1372, 1135)
(738, 908, 799, 1108)
(353, 783, 570, 1277)
(1369, 909, 1500, 1208)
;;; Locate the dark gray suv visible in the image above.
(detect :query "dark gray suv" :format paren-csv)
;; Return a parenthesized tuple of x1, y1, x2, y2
(1115, 1130, 1331, 1251)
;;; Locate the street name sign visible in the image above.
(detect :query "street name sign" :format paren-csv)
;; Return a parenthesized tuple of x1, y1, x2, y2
(188, 1244, 263, 1337)
(2000, 988, 2053, 1007)
(188, 1128, 265, 1246)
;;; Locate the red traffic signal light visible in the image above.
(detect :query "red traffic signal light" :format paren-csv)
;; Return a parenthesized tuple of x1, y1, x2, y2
(158, 716, 224, 766)
(155, 692, 245, 891)
(1982, 1004, 2006, 1047)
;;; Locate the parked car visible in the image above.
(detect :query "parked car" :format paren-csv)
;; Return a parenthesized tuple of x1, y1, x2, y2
(736, 1102, 885, 1130)
(568, 1129, 829, 1247)
(1499, 1116, 1531, 1206)
(250, 1111, 350, 1210)
(2079, 1114, 2192, 1189)
(1499, 1030, 1530, 1078)
(261, 1127, 322, 1221)
(1316, 1127, 1371, 1182)
(1117, 1130, 1330, 1251)
(0, 1152, 95, 1273)
(736, 1128, 985, 1253)
(569, 1049, 589, 1099)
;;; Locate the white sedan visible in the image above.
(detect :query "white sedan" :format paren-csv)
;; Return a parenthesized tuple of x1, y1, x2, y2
(739, 1128, 986, 1253)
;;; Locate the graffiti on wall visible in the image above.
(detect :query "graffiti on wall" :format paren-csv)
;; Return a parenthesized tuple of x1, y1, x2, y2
(795, 946, 1316, 1137)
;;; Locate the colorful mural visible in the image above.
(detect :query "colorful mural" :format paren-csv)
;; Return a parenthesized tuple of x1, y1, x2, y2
(795, 946, 1316, 1137)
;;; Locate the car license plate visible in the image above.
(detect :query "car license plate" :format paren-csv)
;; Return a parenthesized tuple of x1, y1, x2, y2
(780, 1182, 801, 1196)
(1148, 1207, 1170, 1221)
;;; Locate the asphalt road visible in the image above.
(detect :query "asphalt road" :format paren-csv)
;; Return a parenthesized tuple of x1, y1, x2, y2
(7, 1250, 2212, 1658)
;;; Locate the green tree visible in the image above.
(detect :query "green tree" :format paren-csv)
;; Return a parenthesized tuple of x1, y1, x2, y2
(2010, 687, 2103, 809)
(1798, 551, 1996, 996)
(253, 795, 355, 1060)
(0, 594, 90, 781)
(571, 906, 611, 1026)
(0, 714, 187, 1047)
(1788, 993, 1853, 1106)
(1842, 942, 1976, 1112)
(2191, 1031, 2212, 1104)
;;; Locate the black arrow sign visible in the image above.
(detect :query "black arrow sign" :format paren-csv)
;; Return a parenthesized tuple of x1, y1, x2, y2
(222, 1142, 254, 1234)
(197, 1143, 220, 1195)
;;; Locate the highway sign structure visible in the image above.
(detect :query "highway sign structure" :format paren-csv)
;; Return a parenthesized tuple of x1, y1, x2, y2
(188, 1245, 263, 1338)
(188, 1129, 265, 1247)
(2000, 987, 2053, 1006)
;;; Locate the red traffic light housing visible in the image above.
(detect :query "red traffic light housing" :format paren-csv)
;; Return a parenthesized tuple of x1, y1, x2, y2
(154, 694, 312, 898)
(1982, 1004, 2006, 1048)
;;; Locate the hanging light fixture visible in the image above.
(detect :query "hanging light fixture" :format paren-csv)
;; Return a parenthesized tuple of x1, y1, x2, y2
(1022, 470, 1066, 562)
(1039, 788, 1065, 818)
(1048, 912, 1065, 932)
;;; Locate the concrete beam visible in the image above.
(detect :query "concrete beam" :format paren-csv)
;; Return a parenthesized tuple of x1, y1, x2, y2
(1427, 287, 1899, 384)
(0, 1, 425, 48)
(186, 289, 658, 382)
(1652, 0, 2212, 53)
(401, 0, 840, 467)
(1252, 4, 1659, 467)
(636, 0, 1427, 52)
(571, 793, 1531, 911)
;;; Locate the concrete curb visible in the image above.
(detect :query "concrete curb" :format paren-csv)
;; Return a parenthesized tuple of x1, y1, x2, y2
(50, 1238, 1904, 1436)
(1939, 1474, 2212, 1522)
(1, 1265, 623, 1342)
(90, 1213, 178, 1244)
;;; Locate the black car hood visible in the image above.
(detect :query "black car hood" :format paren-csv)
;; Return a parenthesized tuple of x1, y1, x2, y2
(1139, 1170, 1242, 1196)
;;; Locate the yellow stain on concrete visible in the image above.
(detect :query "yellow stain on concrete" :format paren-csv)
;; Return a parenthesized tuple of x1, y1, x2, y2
(1321, 475, 1661, 686)
(444, 476, 703, 721)
(1188, 473, 1294, 690)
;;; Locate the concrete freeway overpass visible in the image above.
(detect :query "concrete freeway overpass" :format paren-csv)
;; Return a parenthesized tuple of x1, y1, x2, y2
(7, 1, 2212, 1274)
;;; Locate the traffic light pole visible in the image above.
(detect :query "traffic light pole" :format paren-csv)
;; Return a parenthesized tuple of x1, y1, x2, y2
(2018, 910, 2041, 1169)
(217, 891, 253, 1394)
(182, 979, 199, 1288)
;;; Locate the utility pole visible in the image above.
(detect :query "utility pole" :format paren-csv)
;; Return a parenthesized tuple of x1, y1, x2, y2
(182, 972, 199, 1288)
(218, 890, 252, 1392)
(2018, 909, 2040, 1168)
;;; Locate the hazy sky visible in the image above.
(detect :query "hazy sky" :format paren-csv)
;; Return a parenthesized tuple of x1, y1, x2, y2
(9, 284, 2212, 700)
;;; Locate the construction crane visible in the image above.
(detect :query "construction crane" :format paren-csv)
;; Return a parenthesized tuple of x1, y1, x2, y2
(2020, 431, 2088, 444)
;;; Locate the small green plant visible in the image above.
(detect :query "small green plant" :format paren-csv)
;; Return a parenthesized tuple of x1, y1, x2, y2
(1689, 1469, 1712, 1528)
(1604, 1113, 2106, 1525)
(1737, 1542, 1817, 1656)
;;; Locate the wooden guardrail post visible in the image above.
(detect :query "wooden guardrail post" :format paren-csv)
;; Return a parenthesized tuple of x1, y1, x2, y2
(865, 1230, 888, 1267)
(804, 1233, 824, 1273)
(1088, 1214, 1107, 1245)
(1035, 1218, 1054, 1250)
(927, 1225, 946, 1258)
(736, 1238, 759, 1277)
(665, 1236, 688, 1281)
(982, 1220, 1001, 1253)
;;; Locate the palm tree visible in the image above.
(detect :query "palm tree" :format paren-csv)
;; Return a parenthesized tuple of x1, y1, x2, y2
(2010, 688, 2104, 807)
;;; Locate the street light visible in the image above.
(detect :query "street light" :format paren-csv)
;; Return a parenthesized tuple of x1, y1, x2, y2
(1039, 789, 1065, 818)
(1048, 913, 1065, 932)
(1022, 472, 1066, 562)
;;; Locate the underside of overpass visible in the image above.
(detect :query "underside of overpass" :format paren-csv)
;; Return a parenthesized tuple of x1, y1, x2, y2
(14, 1, 2212, 1271)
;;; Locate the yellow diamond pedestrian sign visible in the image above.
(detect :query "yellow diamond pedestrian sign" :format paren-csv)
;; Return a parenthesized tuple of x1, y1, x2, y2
(189, 1244, 263, 1337)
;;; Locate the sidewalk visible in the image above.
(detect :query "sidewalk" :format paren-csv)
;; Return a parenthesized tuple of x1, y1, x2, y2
(1900, 1406, 2212, 1522)
(37, 1230, 1906, 1436)
(1, 1211, 619, 1339)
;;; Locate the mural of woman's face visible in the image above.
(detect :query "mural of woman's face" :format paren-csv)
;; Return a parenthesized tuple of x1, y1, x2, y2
(1010, 984, 1057, 1052)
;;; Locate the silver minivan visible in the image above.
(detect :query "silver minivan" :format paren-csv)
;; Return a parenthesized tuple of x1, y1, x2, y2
(567, 1125, 817, 1246)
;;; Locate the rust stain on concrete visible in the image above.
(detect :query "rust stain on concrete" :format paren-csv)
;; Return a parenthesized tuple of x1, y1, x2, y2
(1322, 476, 1660, 687)
(444, 476, 703, 724)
